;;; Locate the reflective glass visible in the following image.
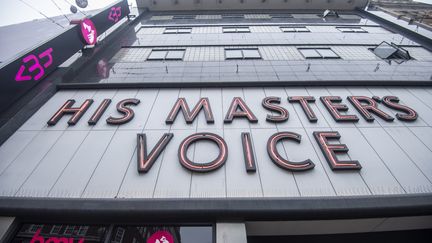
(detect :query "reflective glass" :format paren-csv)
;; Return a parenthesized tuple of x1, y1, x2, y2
(148, 50, 167, 60)
(223, 27, 237, 33)
(296, 27, 310, 32)
(237, 27, 250, 33)
(177, 28, 192, 33)
(373, 42, 398, 59)
(317, 49, 340, 58)
(225, 49, 243, 59)
(299, 49, 321, 58)
(166, 50, 185, 60)
(243, 49, 261, 59)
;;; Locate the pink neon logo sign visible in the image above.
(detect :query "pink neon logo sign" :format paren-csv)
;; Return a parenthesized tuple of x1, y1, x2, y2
(147, 231, 174, 243)
(30, 229, 84, 243)
(108, 7, 122, 23)
(15, 47, 53, 82)
(80, 18, 97, 45)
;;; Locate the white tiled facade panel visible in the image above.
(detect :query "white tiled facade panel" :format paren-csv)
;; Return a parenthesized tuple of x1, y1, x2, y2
(1, 87, 432, 199)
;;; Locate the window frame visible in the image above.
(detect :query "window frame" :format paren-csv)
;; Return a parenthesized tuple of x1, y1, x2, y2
(224, 48, 262, 60)
(28, 224, 43, 233)
(336, 27, 368, 33)
(297, 48, 341, 59)
(112, 228, 126, 243)
(370, 41, 412, 63)
(222, 14, 244, 19)
(163, 27, 192, 34)
(280, 26, 310, 33)
(147, 49, 186, 61)
(222, 26, 251, 33)
(172, 15, 196, 20)
(63, 225, 76, 235)
(270, 14, 294, 19)
(77, 226, 89, 236)
(50, 225, 62, 235)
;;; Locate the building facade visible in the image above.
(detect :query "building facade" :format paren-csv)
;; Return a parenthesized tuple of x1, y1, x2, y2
(0, 0, 432, 242)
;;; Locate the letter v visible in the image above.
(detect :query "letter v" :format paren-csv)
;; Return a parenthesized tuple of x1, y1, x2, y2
(137, 133, 174, 173)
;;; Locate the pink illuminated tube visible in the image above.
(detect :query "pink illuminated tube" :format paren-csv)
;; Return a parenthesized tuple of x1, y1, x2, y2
(288, 96, 318, 122)
(178, 133, 228, 172)
(88, 99, 112, 125)
(262, 96, 289, 123)
(166, 97, 214, 124)
(347, 96, 394, 122)
(382, 96, 418, 121)
(47, 99, 93, 126)
(320, 96, 359, 122)
(224, 97, 258, 123)
(313, 131, 362, 170)
(106, 98, 140, 125)
(137, 133, 174, 173)
(241, 132, 257, 172)
(267, 132, 315, 171)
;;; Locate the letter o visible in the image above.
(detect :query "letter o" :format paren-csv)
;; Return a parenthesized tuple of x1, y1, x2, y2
(178, 132, 228, 172)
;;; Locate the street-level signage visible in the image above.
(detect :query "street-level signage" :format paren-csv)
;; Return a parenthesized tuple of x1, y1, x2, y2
(46, 94, 418, 174)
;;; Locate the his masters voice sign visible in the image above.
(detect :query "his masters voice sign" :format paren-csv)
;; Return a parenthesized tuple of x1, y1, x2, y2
(45, 94, 418, 174)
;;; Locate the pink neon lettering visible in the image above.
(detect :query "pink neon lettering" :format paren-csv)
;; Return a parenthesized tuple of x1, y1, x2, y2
(15, 48, 54, 82)
(108, 7, 122, 22)
(39, 48, 53, 68)
(30, 229, 85, 243)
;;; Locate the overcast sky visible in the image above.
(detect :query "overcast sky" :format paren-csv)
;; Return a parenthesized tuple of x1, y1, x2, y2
(0, 0, 431, 27)
(0, 0, 136, 27)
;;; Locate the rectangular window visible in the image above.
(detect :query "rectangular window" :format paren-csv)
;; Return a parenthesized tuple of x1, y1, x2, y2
(337, 27, 367, 33)
(371, 41, 411, 63)
(172, 15, 196, 20)
(147, 49, 185, 61)
(64, 225, 76, 235)
(28, 224, 43, 233)
(225, 48, 261, 59)
(14, 224, 108, 242)
(50, 225, 62, 235)
(280, 26, 310, 32)
(270, 14, 293, 18)
(113, 228, 125, 243)
(222, 14, 244, 19)
(298, 48, 340, 59)
(223, 27, 250, 33)
(163, 27, 192, 34)
(77, 226, 89, 236)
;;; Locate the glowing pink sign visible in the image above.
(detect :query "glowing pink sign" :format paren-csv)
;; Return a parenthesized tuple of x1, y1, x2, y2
(80, 18, 97, 45)
(108, 7, 122, 23)
(147, 231, 174, 243)
(15, 47, 53, 82)
(31, 229, 84, 243)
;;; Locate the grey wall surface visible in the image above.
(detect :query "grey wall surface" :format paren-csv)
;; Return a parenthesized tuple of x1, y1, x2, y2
(0, 87, 431, 199)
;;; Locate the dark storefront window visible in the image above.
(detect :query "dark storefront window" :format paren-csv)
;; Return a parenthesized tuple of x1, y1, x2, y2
(10, 224, 213, 243)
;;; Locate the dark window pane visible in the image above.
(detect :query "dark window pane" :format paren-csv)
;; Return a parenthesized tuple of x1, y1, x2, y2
(10, 224, 108, 243)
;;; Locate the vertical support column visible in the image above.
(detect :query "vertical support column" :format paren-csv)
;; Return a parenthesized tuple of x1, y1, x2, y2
(216, 222, 247, 243)
(0, 217, 16, 242)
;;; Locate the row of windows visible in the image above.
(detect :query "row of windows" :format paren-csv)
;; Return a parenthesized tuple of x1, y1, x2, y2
(150, 13, 357, 20)
(145, 47, 341, 61)
(161, 26, 368, 34)
(113, 44, 427, 63)
(28, 224, 89, 236)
